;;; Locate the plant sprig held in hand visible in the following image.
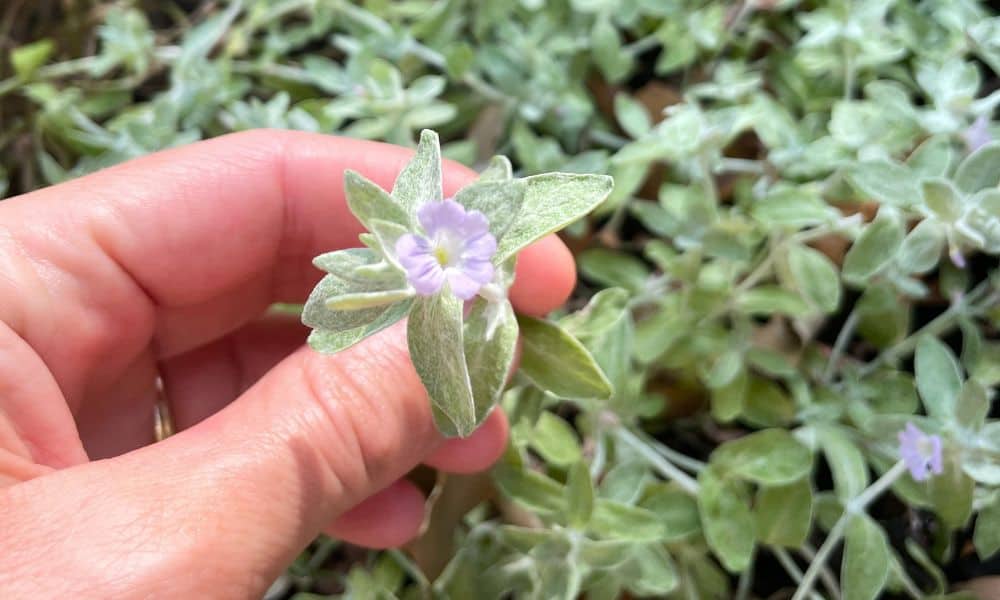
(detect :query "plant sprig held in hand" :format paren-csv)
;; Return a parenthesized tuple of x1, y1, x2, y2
(303, 130, 614, 437)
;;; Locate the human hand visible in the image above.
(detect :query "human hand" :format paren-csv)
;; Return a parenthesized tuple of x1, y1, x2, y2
(0, 131, 576, 598)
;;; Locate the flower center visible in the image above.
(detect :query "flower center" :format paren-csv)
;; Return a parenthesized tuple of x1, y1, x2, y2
(433, 245, 452, 266)
(917, 437, 935, 458)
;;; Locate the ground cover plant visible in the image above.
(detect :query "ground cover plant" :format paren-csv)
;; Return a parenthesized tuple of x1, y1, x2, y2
(1, 0, 999, 598)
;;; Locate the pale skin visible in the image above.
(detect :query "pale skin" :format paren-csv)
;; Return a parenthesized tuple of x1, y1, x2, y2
(0, 131, 577, 598)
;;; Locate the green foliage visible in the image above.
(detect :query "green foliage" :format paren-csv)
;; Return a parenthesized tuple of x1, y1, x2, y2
(4, 0, 1000, 598)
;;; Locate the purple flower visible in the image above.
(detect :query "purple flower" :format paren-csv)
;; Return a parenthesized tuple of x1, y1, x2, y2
(898, 422, 943, 482)
(395, 199, 497, 300)
(963, 115, 992, 153)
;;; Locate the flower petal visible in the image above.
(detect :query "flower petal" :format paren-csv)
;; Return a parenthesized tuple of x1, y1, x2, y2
(446, 269, 482, 300)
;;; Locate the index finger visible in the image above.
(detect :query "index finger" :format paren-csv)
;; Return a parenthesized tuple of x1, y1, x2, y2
(0, 130, 576, 365)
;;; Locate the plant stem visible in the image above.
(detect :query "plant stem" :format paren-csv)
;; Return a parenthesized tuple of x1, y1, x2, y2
(799, 543, 841, 600)
(792, 461, 908, 600)
(616, 428, 700, 495)
(822, 307, 858, 384)
(634, 429, 707, 473)
(735, 548, 755, 600)
(860, 280, 994, 377)
(772, 548, 825, 600)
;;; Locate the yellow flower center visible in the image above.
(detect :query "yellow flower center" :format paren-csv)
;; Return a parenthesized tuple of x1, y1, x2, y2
(434, 246, 451, 266)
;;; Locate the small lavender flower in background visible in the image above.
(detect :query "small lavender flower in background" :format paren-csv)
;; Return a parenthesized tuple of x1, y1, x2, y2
(962, 114, 992, 152)
(396, 199, 497, 300)
(898, 422, 943, 481)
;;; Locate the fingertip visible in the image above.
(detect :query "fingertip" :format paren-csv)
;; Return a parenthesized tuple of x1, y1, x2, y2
(424, 409, 509, 474)
(325, 479, 426, 549)
(509, 234, 576, 317)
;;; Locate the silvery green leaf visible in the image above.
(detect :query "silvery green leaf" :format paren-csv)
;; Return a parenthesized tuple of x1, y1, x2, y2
(454, 178, 526, 244)
(312, 247, 389, 279)
(955, 141, 1000, 194)
(751, 185, 839, 227)
(736, 286, 811, 317)
(325, 288, 413, 311)
(754, 478, 813, 548)
(956, 381, 989, 430)
(625, 544, 678, 596)
(898, 219, 945, 274)
(517, 315, 613, 400)
(304, 249, 407, 333)
(408, 293, 475, 437)
(578, 248, 649, 293)
(590, 500, 668, 541)
(527, 412, 581, 466)
(392, 129, 442, 221)
(962, 189, 1000, 252)
(816, 425, 869, 502)
(929, 446, 974, 530)
(463, 298, 518, 426)
(906, 135, 955, 178)
(614, 93, 651, 140)
(565, 462, 595, 528)
(787, 243, 841, 313)
(495, 173, 614, 263)
(344, 170, 409, 229)
(478, 155, 513, 181)
(841, 514, 890, 600)
(842, 213, 905, 283)
(844, 160, 920, 207)
(598, 460, 648, 504)
(974, 495, 1000, 559)
(915, 336, 962, 421)
(962, 423, 1000, 484)
(921, 178, 963, 222)
(639, 483, 701, 540)
(366, 218, 409, 267)
(307, 300, 411, 355)
(493, 462, 565, 515)
(592, 16, 632, 83)
(697, 468, 754, 573)
(709, 429, 812, 485)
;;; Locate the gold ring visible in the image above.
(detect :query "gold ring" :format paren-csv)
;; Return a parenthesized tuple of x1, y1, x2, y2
(153, 375, 175, 441)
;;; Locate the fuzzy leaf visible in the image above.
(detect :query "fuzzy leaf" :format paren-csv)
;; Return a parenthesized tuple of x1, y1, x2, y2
(955, 141, 1000, 194)
(565, 462, 595, 528)
(303, 249, 407, 334)
(915, 336, 963, 421)
(307, 300, 411, 355)
(898, 219, 945, 274)
(817, 425, 870, 502)
(929, 448, 974, 530)
(698, 468, 755, 573)
(463, 298, 518, 427)
(754, 478, 813, 547)
(843, 214, 905, 282)
(614, 93, 652, 140)
(787, 243, 841, 313)
(845, 160, 920, 207)
(710, 429, 812, 485)
(974, 496, 1000, 559)
(842, 514, 891, 600)
(344, 170, 409, 229)
(517, 315, 612, 399)
(454, 178, 526, 246)
(408, 293, 475, 437)
(393, 130, 443, 221)
(529, 412, 582, 466)
(496, 173, 614, 262)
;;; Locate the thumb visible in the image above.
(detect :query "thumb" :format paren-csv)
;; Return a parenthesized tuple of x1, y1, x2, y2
(0, 322, 444, 599)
